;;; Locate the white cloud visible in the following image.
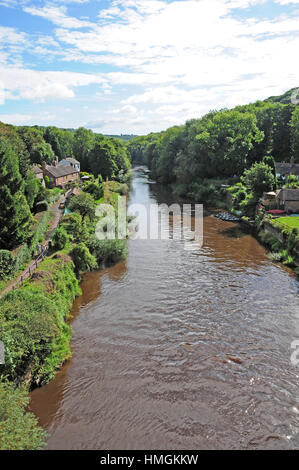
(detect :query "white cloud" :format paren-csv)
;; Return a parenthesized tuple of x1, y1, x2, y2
(24, 5, 93, 29)
(0, 113, 33, 124)
(0, 66, 107, 101)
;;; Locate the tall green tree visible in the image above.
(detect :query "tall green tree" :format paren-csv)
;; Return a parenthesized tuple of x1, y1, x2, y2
(241, 162, 276, 201)
(88, 136, 118, 179)
(262, 155, 277, 189)
(73, 127, 95, 171)
(290, 107, 299, 162)
(0, 140, 33, 249)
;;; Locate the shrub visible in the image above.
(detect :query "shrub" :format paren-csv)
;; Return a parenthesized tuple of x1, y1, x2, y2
(283, 255, 295, 267)
(52, 226, 69, 250)
(60, 213, 82, 237)
(70, 243, 98, 273)
(88, 238, 127, 265)
(268, 252, 283, 262)
(0, 251, 16, 281)
(44, 175, 50, 188)
(0, 380, 46, 450)
(83, 181, 104, 200)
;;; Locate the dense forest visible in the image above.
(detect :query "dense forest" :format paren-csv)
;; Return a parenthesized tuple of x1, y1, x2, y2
(127, 89, 299, 203)
(0, 124, 130, 251)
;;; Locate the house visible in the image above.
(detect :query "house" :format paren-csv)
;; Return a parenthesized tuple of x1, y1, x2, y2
(59, 157, 80, 173)
(277, 189, 299, 213)
(31, 165, 45, 186)
(276, 158, 299, 179)
(42, 157, 79, 188)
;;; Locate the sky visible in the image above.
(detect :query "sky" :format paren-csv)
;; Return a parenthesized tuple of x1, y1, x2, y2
(0, 0, 298, 135)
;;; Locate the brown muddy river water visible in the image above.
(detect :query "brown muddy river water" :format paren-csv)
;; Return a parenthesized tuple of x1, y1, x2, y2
(30, 167, 299, 450)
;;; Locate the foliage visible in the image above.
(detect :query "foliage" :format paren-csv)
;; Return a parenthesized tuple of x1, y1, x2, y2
(285, 174, 299, 189)
(241, 162, 276, 201)
(59, 213, 82, 239)
(0, 380, 46, 450)
(70, 243, 97, 273)
(88, 237, 127, 265)
(290, 107, 299, 161)
(0, 256, 80, 385)
(52, 226, 69, 250)
(0, 251, 16, 281)
(0, 140, 33, 249)
(127, 96, 298, 199)
(83, 181, 104, 200)
(68, 193, 96, 221)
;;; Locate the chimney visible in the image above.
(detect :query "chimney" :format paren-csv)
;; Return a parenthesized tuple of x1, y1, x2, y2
(52, 156, 59, 167)
(42, 161, 47, 171)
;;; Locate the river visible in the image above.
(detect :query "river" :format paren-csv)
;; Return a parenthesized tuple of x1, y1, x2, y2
(30, 167, 299, 450)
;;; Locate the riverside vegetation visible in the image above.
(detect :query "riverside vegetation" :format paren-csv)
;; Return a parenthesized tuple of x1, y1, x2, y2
(0, 125, 130, 449)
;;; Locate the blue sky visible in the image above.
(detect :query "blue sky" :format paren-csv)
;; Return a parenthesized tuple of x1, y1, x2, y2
(0, 0, 298, 134)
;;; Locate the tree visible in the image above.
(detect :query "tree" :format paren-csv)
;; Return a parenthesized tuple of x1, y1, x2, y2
(52, 226, 69, 250)
(17, 127, 54, 165)
(0, 121, 30, 177)
(88, 136, 118, 179)
(73, 127, 95, 172)
(0, 140, 33, 249)
(262, 155, 277, 189)
(24, 169, 40, 209)
(241, 162, 276, 201)
(68, 193, 96, 221)
(290, 107, 299, 162)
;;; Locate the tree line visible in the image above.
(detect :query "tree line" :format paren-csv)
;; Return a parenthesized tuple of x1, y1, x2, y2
(127, 97, 299, 197)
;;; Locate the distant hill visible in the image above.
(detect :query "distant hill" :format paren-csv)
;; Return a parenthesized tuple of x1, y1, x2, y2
(265, 87, 299, 105)
(105, 134, 138, 142)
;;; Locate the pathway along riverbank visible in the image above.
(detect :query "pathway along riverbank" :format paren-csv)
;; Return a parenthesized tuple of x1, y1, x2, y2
(30, 167, 299, 450)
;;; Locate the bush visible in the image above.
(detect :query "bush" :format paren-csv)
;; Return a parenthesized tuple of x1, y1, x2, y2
(60, 213, 82, 237)
(0, 251, 16, 281)
(88, 237, 127, 265)
(83, 181, 104, 200)
(0, 380, 46, 450)
(52, 226, 69, 250)
(70, 243, 98, 273)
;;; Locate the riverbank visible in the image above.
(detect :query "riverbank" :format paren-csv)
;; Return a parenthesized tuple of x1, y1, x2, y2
(0, 180, 129, 449)
(211, 208, 299, 273)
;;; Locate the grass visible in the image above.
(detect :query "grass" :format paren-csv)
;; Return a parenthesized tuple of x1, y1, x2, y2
(275, 217, 299, 230)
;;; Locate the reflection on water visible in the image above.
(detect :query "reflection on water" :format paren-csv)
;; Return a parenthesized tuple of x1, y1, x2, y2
(30, 167, 299, 450)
